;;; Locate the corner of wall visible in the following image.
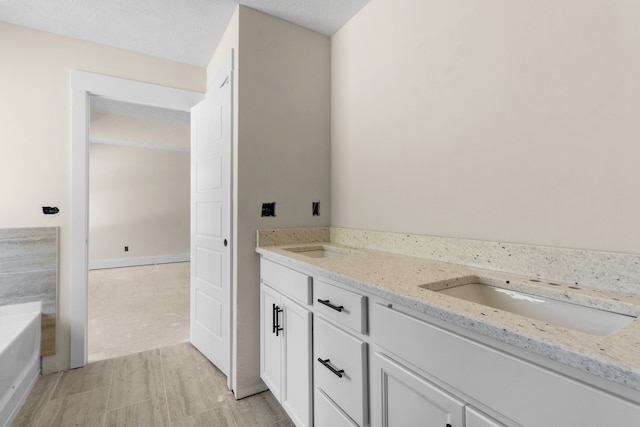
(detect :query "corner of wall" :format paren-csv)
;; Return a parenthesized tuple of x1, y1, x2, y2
(206, 6, 240, 88)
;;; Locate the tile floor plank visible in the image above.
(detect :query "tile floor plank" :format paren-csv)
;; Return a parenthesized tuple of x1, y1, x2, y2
(38, 387, 110, 427)
(12, 343, 292, 427)
(51, 359, 115, 400)
(225, 392, 292, 427)
(10, 372, 62, 427)
(164, 364, 229, 421)
(104, 395, 171, 427)
(171, 405, 236, 427)
(107, 351, 164, 411)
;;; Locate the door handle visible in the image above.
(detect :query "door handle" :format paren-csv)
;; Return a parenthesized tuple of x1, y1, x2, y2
(224, 239, 228, 247)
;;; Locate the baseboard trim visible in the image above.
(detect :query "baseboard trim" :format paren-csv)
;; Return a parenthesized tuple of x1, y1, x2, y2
(89, 253, 190, 270)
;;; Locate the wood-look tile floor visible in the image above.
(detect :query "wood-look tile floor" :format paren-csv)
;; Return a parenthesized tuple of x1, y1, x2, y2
(13, 343, 293, 427)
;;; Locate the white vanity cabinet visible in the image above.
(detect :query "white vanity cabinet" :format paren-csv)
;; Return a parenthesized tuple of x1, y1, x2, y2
(260, 260, 313, 427)
(372, 302, 640, 427)
(259, 253, 640, 427)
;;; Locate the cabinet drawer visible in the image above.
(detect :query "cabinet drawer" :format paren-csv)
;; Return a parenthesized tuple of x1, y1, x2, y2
(314, 388, 359, 427)
(314, 279, 367, 334)
(314, 317, 368, 426)
(466, 407, 506, 427)
(260, 259, 311, 305)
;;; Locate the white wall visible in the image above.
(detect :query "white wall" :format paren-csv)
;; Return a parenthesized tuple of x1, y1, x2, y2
(89, 113, 190, 266)
(0, 21, 204, 373)
(207, 5, 331, 398)
(331, 0, 640, 255)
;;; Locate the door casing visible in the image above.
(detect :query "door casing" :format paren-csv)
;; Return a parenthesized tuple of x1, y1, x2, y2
(70, 70, 203, 368)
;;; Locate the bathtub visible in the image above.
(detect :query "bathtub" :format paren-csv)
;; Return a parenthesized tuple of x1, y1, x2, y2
(0, 301, 41, 427)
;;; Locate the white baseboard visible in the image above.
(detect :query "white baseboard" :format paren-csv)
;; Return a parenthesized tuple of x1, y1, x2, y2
(89, 253, 190, 270)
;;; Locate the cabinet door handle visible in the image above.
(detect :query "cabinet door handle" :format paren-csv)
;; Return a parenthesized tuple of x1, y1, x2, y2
(272, 304, 283, 336)
(317, 358, 344, 378)
(317, 299, 344, 312)
(272, 303, 277, 334)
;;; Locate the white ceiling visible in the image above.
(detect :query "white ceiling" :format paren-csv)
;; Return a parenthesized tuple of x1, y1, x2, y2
(0, 0, 371, 67)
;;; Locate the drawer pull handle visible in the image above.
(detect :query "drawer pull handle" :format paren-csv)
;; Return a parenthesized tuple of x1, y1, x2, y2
(317, 358, 344, 378)
(317, 299, 344, 312)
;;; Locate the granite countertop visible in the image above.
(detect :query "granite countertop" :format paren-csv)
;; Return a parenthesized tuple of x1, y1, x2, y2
(256, 242, 640, 394)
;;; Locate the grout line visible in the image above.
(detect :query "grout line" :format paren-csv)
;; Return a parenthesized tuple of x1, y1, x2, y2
(100, 360, 117, 427)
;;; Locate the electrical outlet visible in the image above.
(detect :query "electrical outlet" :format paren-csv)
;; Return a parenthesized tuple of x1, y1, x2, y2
(124, 246, 129, 252)
(261, 202, 276, 217)
(312, 201, 320, 216)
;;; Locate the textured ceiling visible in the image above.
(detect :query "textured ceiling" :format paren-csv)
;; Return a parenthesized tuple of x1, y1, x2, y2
(0, 0, 371, 67)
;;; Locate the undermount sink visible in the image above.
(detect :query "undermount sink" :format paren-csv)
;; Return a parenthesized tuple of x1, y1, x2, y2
(422, 279, 636, 336)
(284, 245, 355, 259)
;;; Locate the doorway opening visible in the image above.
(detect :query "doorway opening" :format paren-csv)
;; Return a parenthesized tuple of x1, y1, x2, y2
(87, 97, 191, 362)
(70, 70, 203, 369)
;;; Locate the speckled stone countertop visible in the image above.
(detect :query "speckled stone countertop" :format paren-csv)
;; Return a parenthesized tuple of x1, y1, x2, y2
(256, 241, 640, 394)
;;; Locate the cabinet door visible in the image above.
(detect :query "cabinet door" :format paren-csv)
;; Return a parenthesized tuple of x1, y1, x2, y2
(372, 352, 465, 427)
(465, 407, 506, 427)
(260, 284, 282, 399)
(282, 295, 313, 427)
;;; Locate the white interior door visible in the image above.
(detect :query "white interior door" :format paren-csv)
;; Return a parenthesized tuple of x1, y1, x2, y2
(190, 52, 233, 386)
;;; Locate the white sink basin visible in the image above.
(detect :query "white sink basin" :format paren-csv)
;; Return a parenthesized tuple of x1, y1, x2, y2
(432, 282, 635, 336)
(284, 245, 355, 258)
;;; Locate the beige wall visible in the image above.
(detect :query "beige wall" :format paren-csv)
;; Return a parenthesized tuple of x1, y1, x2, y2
(331, 0, 640, 255)
(207, 6, 331, 397)
(89, 113, 190, 265)
(0, 21, 204, 373)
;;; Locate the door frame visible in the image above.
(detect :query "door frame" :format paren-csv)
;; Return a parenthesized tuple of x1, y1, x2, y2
(70, 70, 204, 368)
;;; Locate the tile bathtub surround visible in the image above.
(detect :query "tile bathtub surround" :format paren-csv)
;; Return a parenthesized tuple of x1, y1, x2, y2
(13, 342, 294, 427)
(0, 227, 58, 355)
(256, 227, 330, 247)
(329, 227, 640, 296)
